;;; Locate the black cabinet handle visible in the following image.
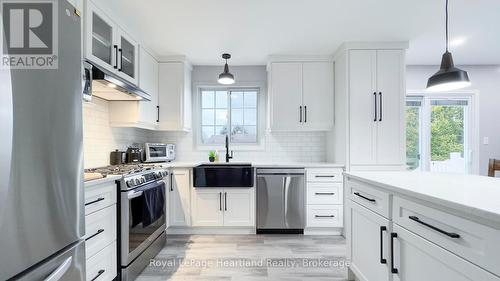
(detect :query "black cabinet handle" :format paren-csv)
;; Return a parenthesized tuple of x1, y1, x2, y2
(315, 192, 335, 195)
(156, 105, 160, 122)
(118, 48, 123, 71)
(90, 269, 105, 281)
(373, 92, 377, 122)
(219, 192, 222, 211)
(299, 106, 302, 123)
(113, 45, 118, 69)
(224, 192, 227, 211)
(304, 106, 307, 123)
(315, 175, 335, 178)
(85, 197, 104, 206)
(391, 232, 398, 274)
(379, 92, 383, 122)
(353, 192, 376, 203)
(85, 229, 104, 241)
(380, 226, 387, 264)
(409, 216, 460, 238)
(170, 173, 173, 191)
(315, 215, 335, 218)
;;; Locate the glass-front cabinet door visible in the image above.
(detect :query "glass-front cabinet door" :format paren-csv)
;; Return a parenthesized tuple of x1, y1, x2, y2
(116, 28, 139, 85)
(85, 1, 116, 72)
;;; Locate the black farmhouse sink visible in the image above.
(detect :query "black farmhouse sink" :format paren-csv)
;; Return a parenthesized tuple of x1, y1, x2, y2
(193, 163, 253, 187)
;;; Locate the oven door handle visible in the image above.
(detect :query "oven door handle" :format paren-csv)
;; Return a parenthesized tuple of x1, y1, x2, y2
(127, 180, 166, 199)
(128, 191, 142, 199)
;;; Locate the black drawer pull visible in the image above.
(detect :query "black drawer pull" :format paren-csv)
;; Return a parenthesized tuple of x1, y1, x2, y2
(353, 192, 376, 203)
(85, 197, 105, 206)
(315, 215, 335, 218)
(90, 269, 105, 281)
(380, 226, 387, 264)
(391, 232, 398, 274)
(409, 216, 460, 239)
(85, 229, 104, 241)
(315, 192, 335, 195)
(315, 175, 335, 178)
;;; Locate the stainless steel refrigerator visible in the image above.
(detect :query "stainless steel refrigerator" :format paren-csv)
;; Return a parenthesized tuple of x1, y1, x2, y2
(0, 0, 85, 280)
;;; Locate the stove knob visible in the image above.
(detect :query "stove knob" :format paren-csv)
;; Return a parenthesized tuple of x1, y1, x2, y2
(135, 179, 141, 185)
(127, 179, 135, 187)
(141, 178, 146, 183)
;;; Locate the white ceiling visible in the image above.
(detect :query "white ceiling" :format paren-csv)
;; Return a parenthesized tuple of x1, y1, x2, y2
(95, 0, 500, 65)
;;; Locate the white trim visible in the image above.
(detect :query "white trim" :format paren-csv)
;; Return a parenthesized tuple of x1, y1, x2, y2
(304, 227, 343, 236)
(193, 82, 267, 152)
(333, 41, 409, 60)
(406, 90, 480, 174)
(166, 226, 255, 235)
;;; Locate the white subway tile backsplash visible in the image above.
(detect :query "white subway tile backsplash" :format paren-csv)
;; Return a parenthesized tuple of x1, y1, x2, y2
(83, 99, 327, 168)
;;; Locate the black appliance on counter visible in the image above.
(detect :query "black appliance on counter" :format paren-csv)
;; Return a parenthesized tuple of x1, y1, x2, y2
(110, 150, 126, 165)
(126, 147, 142, 163)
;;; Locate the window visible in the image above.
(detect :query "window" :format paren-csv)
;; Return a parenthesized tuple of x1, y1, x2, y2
(405, 93, 477, 174)
(200, 88, 259, 145)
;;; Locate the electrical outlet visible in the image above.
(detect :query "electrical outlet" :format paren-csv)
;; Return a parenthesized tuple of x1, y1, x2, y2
(483, 137, 489, 145)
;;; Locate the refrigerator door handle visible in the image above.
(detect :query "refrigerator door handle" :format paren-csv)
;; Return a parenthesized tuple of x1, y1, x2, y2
(43, 256, 72, 281)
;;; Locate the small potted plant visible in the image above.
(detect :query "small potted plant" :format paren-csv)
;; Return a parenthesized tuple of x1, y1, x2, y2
(208, 151, 216, 162)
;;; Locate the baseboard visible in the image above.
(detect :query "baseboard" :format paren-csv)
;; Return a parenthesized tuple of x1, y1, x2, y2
(166, 226, 255, 235)
(304, 227, 344, 236)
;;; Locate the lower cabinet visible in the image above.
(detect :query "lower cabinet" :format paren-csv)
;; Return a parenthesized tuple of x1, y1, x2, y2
(346, 176, 500, 281)
(169, 168, 191, 227)
(84, 181, 118, 281)
(392, 225, 500, 281)
(348, 201, 390, 281)
(191, 187, 255, 227)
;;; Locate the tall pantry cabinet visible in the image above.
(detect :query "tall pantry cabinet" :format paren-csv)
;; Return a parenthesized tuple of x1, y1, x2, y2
(331, 42, 408, 171)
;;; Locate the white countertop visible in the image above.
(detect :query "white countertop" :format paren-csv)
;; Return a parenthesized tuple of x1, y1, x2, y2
(84, 175, 121, 187)
(345, 171, 500, 225)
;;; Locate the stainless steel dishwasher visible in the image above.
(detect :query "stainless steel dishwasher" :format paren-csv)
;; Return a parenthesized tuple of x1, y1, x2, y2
(256, 168, 305, 234)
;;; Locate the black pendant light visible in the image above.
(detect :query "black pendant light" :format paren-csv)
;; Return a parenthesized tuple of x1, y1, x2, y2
(427, 0, 470, 92)
(218, 53, 235, 85)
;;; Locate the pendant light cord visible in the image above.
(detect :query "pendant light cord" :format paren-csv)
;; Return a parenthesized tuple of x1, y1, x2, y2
(445, 0, 449, 52)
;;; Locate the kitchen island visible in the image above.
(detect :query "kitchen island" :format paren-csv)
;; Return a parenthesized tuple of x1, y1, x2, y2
(344, 171, 500, 281)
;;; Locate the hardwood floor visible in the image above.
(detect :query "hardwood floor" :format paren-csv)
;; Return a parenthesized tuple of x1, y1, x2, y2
(136, 235, 348, 281)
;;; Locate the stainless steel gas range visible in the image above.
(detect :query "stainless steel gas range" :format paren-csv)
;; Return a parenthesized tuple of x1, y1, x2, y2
(86, 164, 168, 280)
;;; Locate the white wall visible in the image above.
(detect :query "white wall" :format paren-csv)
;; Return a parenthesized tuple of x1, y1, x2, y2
(406, 65, 500, 175)
(153, 65, 328, 163)
(82, 98, 153, 168)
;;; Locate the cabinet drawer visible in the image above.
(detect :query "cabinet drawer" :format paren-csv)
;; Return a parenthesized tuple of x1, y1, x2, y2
(348, 178, 390, 218)
(85, 182, 117, 215)
(307, 183, 342, 205)
(85, 205, 116, 259)
(393, 196, 500, 277)
(307, 205, 343, 227)
(306, 168, 343, 183)
(86, 241, 117, 281)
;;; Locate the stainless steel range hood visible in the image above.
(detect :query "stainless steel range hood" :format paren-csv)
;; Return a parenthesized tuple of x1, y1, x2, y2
(91, 63, 151, 101)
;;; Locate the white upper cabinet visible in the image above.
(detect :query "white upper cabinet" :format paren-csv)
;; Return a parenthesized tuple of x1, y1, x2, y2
(84, 0, 139, 85)
(268, 59, 334, 131)
(109, 47, 158, 130)
(85, 1, 116, 73)
(269, 62, 303, 131)
(115, 28, 139, 85)
(302, 62, 334, 131)
(332, 42, 407, 170)
(158, 61, 192, 131)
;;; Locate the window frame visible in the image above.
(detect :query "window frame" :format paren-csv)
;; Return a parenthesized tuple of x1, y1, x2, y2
(194, 83, 266, 151)
(406, 90, 479, 174)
